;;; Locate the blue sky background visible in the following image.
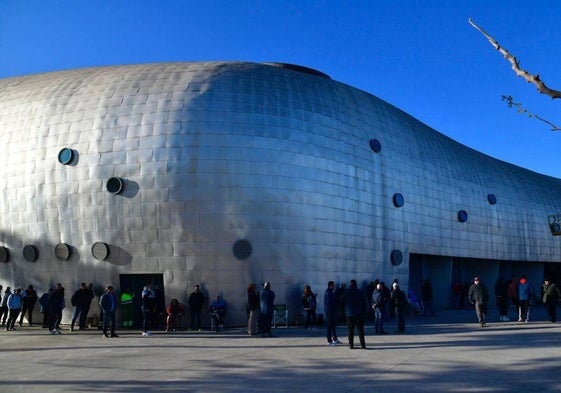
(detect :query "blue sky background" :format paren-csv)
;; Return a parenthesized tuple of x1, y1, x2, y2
(1, 1, 561, 177)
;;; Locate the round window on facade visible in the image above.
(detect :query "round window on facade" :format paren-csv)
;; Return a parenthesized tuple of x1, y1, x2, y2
(392, 193, 404, 208)
(369, 138, 382, 153)
(390, 249, 403, 266)
(458, 210, 468, 223)
(91, 242, 109, 261)
(106, 177, 124, 194)
(23, 245, 38, 262)
(0, 246, 9, 263)
(55, 243, 72, 261)
(57, 148, 74, 165)
(233, 239, 252, 260)
(487, 194, 497, 205)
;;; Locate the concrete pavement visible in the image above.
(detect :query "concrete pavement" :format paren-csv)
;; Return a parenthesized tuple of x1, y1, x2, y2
(0, 307, 560, 393)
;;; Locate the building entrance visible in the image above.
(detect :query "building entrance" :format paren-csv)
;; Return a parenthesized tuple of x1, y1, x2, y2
(119, 274, 165, 329)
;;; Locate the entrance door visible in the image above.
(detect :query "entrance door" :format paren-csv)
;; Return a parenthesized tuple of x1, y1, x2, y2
(119, 274, 165, 329)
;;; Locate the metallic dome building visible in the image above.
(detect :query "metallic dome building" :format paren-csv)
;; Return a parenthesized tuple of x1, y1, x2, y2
(1, 61, 561, 326)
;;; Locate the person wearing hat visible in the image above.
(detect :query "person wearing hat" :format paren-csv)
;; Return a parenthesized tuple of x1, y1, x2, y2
(468, 276, 489, 327)
(542, 278, 560, 323)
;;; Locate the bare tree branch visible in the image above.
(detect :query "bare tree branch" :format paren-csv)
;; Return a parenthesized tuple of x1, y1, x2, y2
(469, 18, 561, 99)
(501, 95, 561, 131)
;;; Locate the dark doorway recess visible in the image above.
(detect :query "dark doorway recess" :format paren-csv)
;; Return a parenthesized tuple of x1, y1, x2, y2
(119, 274, 165, 329)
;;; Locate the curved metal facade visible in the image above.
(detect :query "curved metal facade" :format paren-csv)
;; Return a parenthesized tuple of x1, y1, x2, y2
(1, 61, 560, 324)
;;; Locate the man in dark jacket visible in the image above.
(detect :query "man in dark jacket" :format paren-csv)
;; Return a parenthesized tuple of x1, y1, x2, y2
(47, 283, 65, 334)
(324, 281, 341, 345)
(372, 282, 388, 335)
(342, 279, 368, 349)
(468, 276, 489, 327)
(542, 278, 561, 323)
(259, 282, 275, 337)
(100, 285, 118, 338)
(70, 283, 92, 331)
(188, 284, 205, 331)
(19, 284, 38, 327)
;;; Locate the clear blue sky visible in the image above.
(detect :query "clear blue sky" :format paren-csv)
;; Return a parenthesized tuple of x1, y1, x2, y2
(2, 1, 561, 177)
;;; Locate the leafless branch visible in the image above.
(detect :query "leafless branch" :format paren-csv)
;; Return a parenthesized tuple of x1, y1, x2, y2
(501, 95, 561, 131)
(469, 18, 561, 99)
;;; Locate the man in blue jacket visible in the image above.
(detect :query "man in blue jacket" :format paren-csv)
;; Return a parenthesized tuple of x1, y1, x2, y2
(100, 286, 118, 338)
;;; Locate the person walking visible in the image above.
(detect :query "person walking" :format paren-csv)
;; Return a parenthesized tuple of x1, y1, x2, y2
(1, 287, 12, 326)
(542, 278, 560, 323)
(324, 281, 341, 346)
(19, 284, 38, 327)
(188, 284, 205, 331)
(342, 279, 368, 349)
(259, 282, 275, 338)
(47, 283, 65, 334)
(518, 275, 534, 323)
(100, 285, 118, 338)
(70, 283, 91, 331)
(468, 276, 489, 327)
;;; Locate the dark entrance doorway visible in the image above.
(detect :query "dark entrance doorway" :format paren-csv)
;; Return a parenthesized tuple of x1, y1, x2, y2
(119, 274, 165, 329)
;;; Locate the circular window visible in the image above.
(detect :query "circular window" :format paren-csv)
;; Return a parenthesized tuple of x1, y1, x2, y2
(57, 148, 74, 165)
(487, 194, 497, 205)
(106, 177, 124, 194)
(55, 243, 71, 261)
(390, 250, 403, 266)
(392, 193, 404, 208)
(91, 242, 109, 261)
(233, 239, 252, 260)
(23, 245, 38, 262)
(0, 246, 9, 263)
(458, 210, 468, 223)
(369, 138, 382, 153)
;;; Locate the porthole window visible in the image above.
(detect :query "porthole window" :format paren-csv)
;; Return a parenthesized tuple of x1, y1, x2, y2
(369, 138, 382, 153)
(458, 210, 468, 223)
(392, 193, 404, 208)
(55, 243, 71, 261)
(487, 194, 497, 205)
(106, 177, 124, 194)
(23, 245, 38, 262)
(233, 239, 252, 260)
(57, 148, 74, 165)
(91, 242, 109, 261)
(0, 246, 10, 263)
(390, 249, 403, 266)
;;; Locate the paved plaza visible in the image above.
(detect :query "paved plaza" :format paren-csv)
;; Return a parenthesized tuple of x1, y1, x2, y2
(0, 307, 560, 393)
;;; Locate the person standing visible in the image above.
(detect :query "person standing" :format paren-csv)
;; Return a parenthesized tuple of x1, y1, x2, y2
(100, 285, 118, 338)
(372, 282, 387, 335)
(324, 281, 341, 345)
(39, 288, 53, 328)
(301, 285, 317, 329)
(342, 279, 368, 349)
(188, 284, 205, 331)
(468, 276, 489, 327)
(518, 275, 534, 323)
(141, 284, 155, 336)
(542, 278, 560, 323)
(47, 283, 65, 334)
(421, 279, 435, 316)
(391, 282, 407, 333)
(247, 283, 260, 335)
(70, 283, 91, 331)
(259, 282, 275, 338)
(494, 278, 509, 321)
(120, 288, 134, 328)
(507, 275, 519, 320)
(6, 288, 23, 331)
(19, 284, 38, 327)
(1, 287, 12, 326)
